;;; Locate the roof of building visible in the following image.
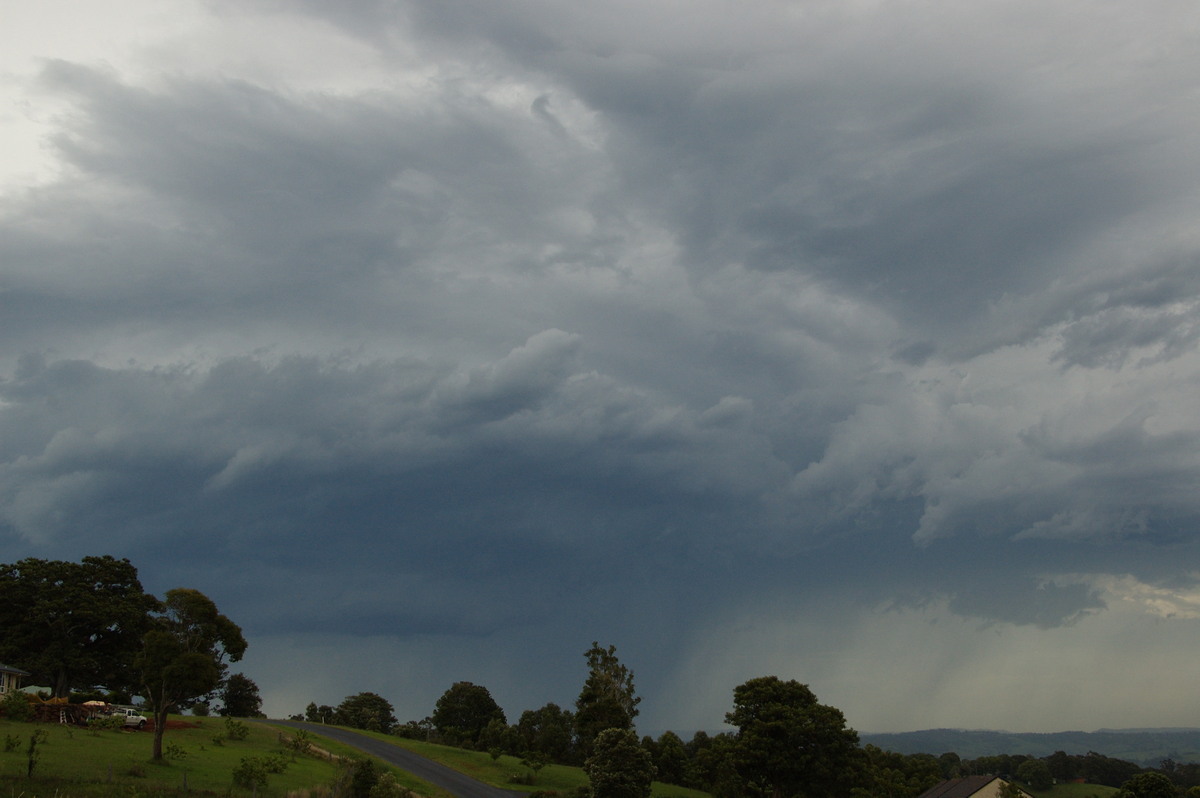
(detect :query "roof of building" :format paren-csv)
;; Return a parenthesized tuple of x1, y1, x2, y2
(0, 663, 30, 676)
(916, 776, 1004, 798)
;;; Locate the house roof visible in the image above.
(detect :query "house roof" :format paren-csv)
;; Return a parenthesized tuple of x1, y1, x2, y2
(0, 663, 30, 676)
(916, 776, 1005, 798)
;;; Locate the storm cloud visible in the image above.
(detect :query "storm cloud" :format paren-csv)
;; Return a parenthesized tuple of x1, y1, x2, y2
(3, 0, 1200, 733)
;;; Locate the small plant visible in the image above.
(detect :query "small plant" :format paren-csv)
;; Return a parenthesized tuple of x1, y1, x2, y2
(163, 740, 189, 761)
(287, 728, 312, 760)
(233, 756, 269, 792)
(4, 733, 19, 752)
(370, 772, 413, 798)
(522, 751, 548, 784)
(231, 752, 290, 792)
(128, 760, 147, 778)
(224, 716, 250, 741)
(25, 730, 42, 777)
(264, 751, 291, 774)
(211, 733, 226, 746)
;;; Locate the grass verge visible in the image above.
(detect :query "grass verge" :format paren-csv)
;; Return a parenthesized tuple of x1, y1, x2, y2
(0, 716, 350, 796)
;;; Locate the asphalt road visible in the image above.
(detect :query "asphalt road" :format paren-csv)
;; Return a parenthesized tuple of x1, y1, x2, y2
(266, 720, 525, 798)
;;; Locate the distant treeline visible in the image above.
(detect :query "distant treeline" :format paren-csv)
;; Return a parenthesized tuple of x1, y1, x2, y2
(293, 644, 1200, 798)
(861, 729, 1200, 767)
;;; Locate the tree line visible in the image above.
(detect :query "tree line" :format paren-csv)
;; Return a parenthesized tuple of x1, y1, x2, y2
(0, 555, 249, 760)
(3, 555, 1198, 798)
(295, 643, 1200, 798)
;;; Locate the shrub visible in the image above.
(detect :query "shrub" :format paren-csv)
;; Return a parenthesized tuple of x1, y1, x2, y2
(265, 752, 291, 773)
(350, 758, 381, 798)
(1, 691, 33, 722)
(233, 756, 269, 792)
(163, 740, 188, 761)
(287, 728, 313, 759)
(224, 716, 250, 741)
(88, 714, 125, 733)
(370, 772, 412, 798)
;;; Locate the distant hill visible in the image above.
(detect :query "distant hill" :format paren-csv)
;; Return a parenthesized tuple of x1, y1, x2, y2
(859, 729, 1200, 767)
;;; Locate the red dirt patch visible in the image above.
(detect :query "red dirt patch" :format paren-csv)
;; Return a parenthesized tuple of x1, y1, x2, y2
(144, 719, 202, 731)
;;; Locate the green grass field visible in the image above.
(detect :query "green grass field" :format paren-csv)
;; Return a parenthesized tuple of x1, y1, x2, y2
(0, 716, 712, 798)
(0, 716, 421, 797)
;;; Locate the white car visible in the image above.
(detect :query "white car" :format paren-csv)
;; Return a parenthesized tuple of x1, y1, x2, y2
(110, 706, 148, 728)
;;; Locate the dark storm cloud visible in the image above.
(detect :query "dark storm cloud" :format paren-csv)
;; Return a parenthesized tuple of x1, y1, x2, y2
(6, 0, 1200, 730)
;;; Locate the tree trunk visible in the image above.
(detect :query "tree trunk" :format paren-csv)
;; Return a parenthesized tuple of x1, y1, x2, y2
(152, 704, 170, 760)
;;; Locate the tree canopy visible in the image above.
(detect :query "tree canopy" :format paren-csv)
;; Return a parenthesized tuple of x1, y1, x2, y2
(517, 702, 575, 763)
(137, 587, 247, 760)
(585, 727, 657, 798)
(725, 676, 863, 798)
(219, 672, 264, 718)
(335, 691, 397, 732)
(1117, 772, 1180, 798)
(432, 681, 506, 748)
(0, 555, 160, 697)
(575, 642, 640, 756)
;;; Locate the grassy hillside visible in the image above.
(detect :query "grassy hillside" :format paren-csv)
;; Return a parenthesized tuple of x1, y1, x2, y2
(317, 728, 711, 798)
(0, 716, 431, 797)
(0, 715, 710, 798)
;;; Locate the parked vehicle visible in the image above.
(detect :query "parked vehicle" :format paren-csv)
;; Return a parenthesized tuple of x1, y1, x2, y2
(83, 701, 148, 729)
(112, 706, 148, 729)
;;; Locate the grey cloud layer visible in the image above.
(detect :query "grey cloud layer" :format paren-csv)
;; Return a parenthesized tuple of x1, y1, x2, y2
(3, 0, 1200, 728)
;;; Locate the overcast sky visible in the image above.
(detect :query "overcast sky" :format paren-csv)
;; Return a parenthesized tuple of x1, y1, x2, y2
(3, 0, 1200, 735)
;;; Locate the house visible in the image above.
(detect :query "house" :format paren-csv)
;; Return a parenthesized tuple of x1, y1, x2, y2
(0, 663, 30, 695)
(917, 776, 1034, 798)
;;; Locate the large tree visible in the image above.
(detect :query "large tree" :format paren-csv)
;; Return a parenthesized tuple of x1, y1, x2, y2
(0, 555, 160, 697)
(138, 588, 247, 760)
(431, 681, 506, 748)
(334, 691, 397, 732)
(585, 727, 657, 798)
(654, 731, 689, 787)
(725, 676, 863, 798)
(1117, 772, 1180, 798)
(219, 672, 264, 718)
(518, 702, 576, 763)
(575, 642, 640, 756)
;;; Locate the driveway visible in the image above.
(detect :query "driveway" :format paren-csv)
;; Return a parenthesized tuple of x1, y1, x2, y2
(267, 720, 525, 798)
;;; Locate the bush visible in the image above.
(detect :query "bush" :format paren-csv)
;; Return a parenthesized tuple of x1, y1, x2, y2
(264, 752, 291, 774)
(350, 758, 381, 798)
(233, 756, 269, 792)
(370, 772, 412, 798)
(163, 740, 188, 761)
(223, 716, 250, 741)
(88, 714, 126, 733)
(287, 728, 313, 759)
(1, 691, 33, 722)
